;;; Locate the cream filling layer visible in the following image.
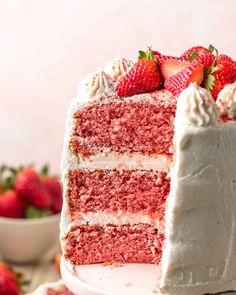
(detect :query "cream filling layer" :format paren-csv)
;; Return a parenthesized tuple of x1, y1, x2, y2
(71, 211, 165, 234)
(77, 151, 172, 172)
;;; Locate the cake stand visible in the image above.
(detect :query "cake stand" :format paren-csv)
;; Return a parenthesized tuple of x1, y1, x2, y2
(61, 258, 236, 295)
(60, 257, 161, 295)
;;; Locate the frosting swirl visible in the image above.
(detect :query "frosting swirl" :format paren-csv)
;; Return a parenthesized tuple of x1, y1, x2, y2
(104, 57, 133, 81)
(176, 83, 219, 127)
(216, 82, 236, 119)
(77, 71, 115, 102)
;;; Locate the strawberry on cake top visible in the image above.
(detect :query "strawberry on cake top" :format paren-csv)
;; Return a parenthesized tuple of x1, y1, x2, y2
(61, 45, 236, 294)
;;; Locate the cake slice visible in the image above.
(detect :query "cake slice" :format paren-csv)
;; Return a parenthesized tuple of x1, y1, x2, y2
(61, 84, 175, 266)
(61, 49, 236, 294)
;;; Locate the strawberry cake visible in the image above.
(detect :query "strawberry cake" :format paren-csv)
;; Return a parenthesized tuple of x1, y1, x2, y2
(61, 46, 236, 294)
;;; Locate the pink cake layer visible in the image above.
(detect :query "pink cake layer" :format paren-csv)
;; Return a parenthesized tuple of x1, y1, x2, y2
(67, 169, 170, 218)
(64, 224, 164, 265)
(70, 93, 176, 156)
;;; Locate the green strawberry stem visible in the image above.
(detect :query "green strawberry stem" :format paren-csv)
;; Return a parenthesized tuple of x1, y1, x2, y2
(208, 44, 218, 57)
(11, 268, 31, 293)
(40, 164, 49, 176)
(188, 52, 200, 61)
(24, 206, 50, 219)
(138, 48, 156, 63)
(203, 66, 218, 91)
(0, 165, 17, 191)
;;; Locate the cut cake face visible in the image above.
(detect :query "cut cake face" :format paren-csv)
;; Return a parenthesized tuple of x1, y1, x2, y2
(61, 50, 236, 294)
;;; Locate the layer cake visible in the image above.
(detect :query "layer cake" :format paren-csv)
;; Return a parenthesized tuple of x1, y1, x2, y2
(61, 47, 236, 294)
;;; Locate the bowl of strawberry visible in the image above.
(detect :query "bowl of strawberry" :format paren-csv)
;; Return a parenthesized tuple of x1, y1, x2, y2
(0, 165, 62, 264)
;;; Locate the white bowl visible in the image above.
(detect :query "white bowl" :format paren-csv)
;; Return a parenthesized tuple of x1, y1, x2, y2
(0, 214, 60, 264)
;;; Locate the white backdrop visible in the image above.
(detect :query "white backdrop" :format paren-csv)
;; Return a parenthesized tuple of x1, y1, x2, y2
(0, 0, 235, 172)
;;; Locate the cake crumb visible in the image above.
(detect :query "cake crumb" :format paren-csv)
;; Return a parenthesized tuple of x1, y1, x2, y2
(101, 261, 123, 267)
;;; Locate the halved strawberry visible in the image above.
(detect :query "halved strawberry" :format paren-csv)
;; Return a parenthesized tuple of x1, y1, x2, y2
(117, 49, 161, 97)
(181, 45, 212, 60)
(154, 54, 180, 65)
(161, 59, 190, 80)
(164, 62, 204, 96)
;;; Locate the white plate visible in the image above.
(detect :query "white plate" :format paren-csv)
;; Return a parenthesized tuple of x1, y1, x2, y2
(61, 257, 160, 295)
(61, 257, 236, 295)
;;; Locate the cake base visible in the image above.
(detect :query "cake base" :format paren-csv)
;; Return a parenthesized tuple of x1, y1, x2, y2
(61, 257, 236, 295)
(60, 257, 161, 295)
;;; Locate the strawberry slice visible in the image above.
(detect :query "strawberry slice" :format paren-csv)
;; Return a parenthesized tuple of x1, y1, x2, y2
(117, 49, 161, 97)
(164, 62, 204, 96)
(161, 59, 190, 80)
(154, 54, 180, 65)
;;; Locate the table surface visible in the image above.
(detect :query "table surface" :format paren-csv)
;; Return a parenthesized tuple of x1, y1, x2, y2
(11, 261, 60, 294)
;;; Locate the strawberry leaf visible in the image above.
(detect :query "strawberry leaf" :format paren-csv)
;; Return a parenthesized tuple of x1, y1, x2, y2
(208, 44, 218, 57)
(24, 206, 50, 219)
(13, 269, 31, 293)
(204, 74, 215, 91)
(138, 51, 147, 59)
(138, 48, 156, 63)
(40, 164, 49, 176)
(210, 66, 218, 74)
(4, 177, 15, 189)
(188, 52, 199, 61)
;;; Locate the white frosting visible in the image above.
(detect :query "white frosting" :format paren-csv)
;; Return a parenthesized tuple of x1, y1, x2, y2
(216, 82, 236, 119)
(77, 70, 116, 103)
(104, 56, 133, 81)
(176, 83, 219, 127)
(161, 121, 236, 294)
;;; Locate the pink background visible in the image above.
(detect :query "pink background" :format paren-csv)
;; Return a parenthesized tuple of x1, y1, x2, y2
(0, 0, 235, 173)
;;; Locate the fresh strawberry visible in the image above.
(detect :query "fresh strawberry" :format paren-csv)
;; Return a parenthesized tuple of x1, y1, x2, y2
(164, 62, 204, 96)
(181, 45, 211, 60)
(161, 59, 190, 80)
(152, 50, 161, 57)
(0, 190, 24, 218)
(15, 168, 51, 208)
(0, 263, 19, 295)
(193, 53, 215, 68)
(54, 254, 61, 273)
(0, 263, 15, 281)
(216, 54, 235, 64)
(117, 49, 161, 97)
(204, 60, 236, 99)
(42, 177, 63, 213)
